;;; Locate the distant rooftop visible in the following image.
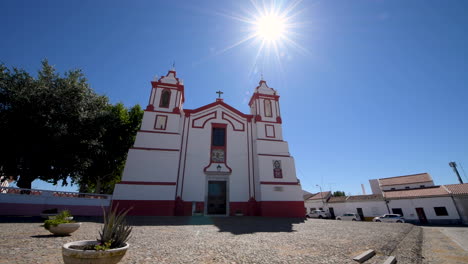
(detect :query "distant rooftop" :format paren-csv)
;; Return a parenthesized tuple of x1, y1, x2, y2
(444, 183, 468, 195)
(379, 173, 432, 187)
(383, 186, 448, 199)
(306, 191, 331, 201)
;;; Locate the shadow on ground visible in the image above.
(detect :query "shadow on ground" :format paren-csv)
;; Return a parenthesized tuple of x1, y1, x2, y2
(0, 216, 306, 235)
(126, 216, 305, 235)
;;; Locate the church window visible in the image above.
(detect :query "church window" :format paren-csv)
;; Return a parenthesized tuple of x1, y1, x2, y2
(212, 127, 226, 146)
(264, 99, 272, 117)
(211, 125, 226, 163)
(159, 89, 171, 108)
(154, 115, 167, 130)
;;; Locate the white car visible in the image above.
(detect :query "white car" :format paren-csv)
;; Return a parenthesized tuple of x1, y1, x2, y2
(336, 213, 361, 221)
(306, 210, 330, 219)
(373, 214, 405, 223)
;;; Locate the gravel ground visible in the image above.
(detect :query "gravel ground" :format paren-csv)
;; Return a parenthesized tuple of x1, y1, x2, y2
(0, 216, 422, 264)
(422, 227, 468, 264)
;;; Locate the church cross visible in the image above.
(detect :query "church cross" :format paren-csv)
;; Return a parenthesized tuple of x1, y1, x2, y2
(216, 90, 224, 98)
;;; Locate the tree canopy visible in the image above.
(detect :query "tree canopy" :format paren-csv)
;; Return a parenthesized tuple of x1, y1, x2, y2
(333, 191, 346, 197)
(0, 60, 142, 193)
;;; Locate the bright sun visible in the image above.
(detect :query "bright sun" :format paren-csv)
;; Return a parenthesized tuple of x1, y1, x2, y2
(255, 14, 286, 42)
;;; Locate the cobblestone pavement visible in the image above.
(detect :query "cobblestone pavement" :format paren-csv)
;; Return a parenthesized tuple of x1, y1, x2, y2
(422, 226, 468, 264)
(0, 216, 422, 264)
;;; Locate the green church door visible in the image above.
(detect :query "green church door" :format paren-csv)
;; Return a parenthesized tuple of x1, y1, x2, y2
(207, 181, 227, 215)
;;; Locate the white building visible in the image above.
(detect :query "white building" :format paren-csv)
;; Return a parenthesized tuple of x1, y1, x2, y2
(304, 191, 331, 213)
(112, 69, 304, 217)
(369, 173, 434, 194)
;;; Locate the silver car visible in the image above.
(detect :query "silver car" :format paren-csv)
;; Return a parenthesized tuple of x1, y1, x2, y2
(336, 213, 361, 221)
(373, 214, 405, 223)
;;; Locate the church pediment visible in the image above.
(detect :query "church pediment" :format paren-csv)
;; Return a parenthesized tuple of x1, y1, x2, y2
(189, 102, 250, 131)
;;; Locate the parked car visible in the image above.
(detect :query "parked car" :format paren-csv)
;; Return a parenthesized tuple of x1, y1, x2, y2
(307, 210, 330, 219)
(373, 214, 405, 223)
(336, 213, 361, 221)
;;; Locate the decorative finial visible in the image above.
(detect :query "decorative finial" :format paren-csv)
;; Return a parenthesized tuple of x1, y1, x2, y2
(171, 61, 176, 71)
(261, 72, 264, 81)
(216, 90, 224, 99)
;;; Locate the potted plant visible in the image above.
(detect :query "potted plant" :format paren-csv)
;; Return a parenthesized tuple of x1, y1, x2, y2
(44, 210, 81, 236)
(62, 206, 132, 264)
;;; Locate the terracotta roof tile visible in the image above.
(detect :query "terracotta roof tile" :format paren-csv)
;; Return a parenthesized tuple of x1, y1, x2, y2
(383, 186, 448, 199)
(328, 196, 347, 203)
(346, 194, 384, 201)
(379, 173, 432, 187)
(444, 183, 468, 195)
(307, 191, 331, 200)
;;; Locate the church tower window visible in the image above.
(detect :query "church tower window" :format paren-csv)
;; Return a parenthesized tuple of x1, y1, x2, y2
(159, 89, 171, 108)
(264, 99, 272, 117)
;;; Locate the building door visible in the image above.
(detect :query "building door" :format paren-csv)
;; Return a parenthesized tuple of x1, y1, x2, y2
(356, 208, 364, 221)
(415, 208, 428, 224)
(329, 207, 335, 219)
(207, 181, 227, 215)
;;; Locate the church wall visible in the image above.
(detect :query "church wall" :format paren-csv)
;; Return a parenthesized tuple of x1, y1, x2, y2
(112, 184, 176, 200)
(120, 149, 180, 183)
(133, 132, 181, 150)
(256, 140, 289, 156)
(256, 123, 283, 140)
(140, 111, 180, 132)
(180, 111, 251, 204)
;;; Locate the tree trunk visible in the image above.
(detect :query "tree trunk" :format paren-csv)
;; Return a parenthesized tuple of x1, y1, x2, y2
(94, 176, 101, 194)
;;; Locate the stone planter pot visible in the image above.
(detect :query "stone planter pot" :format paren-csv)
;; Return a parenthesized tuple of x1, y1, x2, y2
(62, 240, 129, 264)
(48, 223, 81, 236)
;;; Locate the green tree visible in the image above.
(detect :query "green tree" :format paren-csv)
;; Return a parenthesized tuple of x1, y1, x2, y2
(0, 60, 142, 192)
(333, 191, 346, 197)
(0, 60, 108, 189)
(78, 103, 143, 194)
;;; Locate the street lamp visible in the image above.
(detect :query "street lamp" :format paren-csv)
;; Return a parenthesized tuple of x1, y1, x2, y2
(316, 184, 324, 209)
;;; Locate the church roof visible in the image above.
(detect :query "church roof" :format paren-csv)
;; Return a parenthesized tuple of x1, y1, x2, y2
(378, 173, 432, 186)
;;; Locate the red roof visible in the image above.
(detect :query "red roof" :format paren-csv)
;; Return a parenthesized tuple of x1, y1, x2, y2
(383, 186, 448, 199)
(379, 173, 432, 187)
(306, 191, 331, 200)
(444, 183, 468, 195)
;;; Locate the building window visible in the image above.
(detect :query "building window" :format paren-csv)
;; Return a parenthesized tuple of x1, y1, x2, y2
(264, 99, 272, 117)
(211, 125, 226, 163)
(273, 160, 283, 178)
(434, 207, 448, 216)
(154, 115, 167, 130)
(159, 89, 171, 108)
(392, 208, 404, 216)
(420, 185, 425, 188)
(391, 188, 396, 191)
(405, 187, 410, 189)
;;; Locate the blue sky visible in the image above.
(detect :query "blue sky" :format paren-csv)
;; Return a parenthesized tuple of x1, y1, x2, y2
(1, 0, 467, 194)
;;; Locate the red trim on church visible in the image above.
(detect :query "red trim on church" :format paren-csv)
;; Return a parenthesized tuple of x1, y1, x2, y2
(118, 181, 176, 185)
(185, 100, 253, 120)
(265, 124, 276, 138)
(258, 153, 290, 157)
(139, 130, 179, 135)
(131, 147, 179, 152)
(260, 181, 300, 185)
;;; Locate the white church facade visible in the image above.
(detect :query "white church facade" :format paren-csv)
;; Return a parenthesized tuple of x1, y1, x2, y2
(112, 69, 305, 217)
